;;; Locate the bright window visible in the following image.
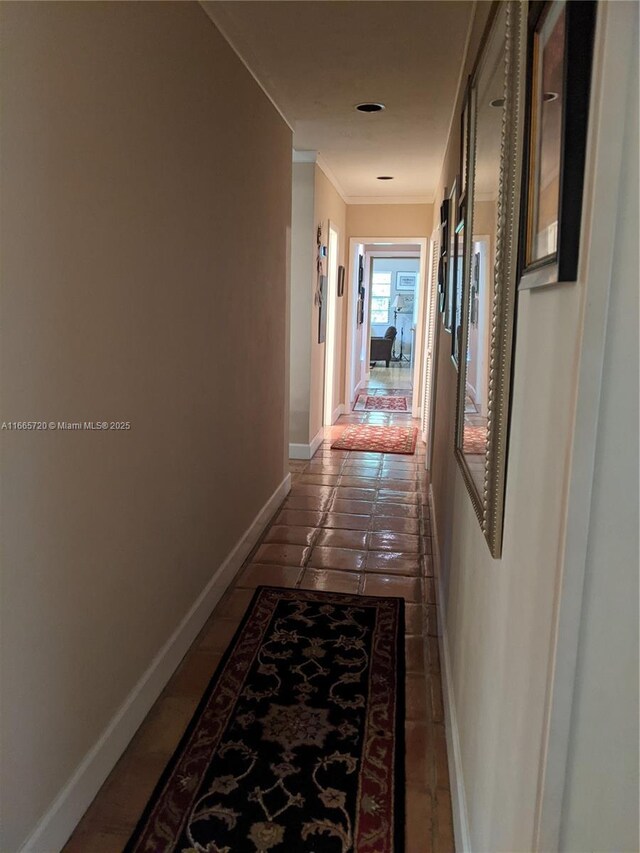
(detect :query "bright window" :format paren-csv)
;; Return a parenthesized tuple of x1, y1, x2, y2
(371, 272, 391, 323)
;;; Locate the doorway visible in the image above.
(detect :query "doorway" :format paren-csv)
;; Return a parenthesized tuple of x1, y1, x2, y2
(368, 256, 419, 394)
(322, 222, 340, 427)
(345, 237, 428, 418)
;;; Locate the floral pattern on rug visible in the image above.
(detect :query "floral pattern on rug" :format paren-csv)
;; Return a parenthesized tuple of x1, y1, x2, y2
(353, 395, 409, 412)
(331, 424, 418, 455)
(125, 587, 404, 853)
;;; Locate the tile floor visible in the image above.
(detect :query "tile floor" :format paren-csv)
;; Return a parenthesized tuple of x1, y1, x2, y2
(63, 397, 454, 853)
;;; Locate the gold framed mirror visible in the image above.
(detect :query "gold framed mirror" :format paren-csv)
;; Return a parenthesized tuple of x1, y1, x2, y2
(454, 1, 527, 558)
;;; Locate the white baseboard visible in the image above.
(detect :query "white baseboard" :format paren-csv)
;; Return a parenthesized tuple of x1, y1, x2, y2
(331, 403, 345, 424)
(429, 484, 471, 853)
(289, 428, 324, 460)
(20, 473, 291, 853)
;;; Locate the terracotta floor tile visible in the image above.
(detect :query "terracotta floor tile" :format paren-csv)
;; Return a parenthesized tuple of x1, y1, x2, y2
(434, 788, 455, 853)
(380, 468, 420, 480)
(369, 531, 423, 554)
(252, 543, 310, 566)
(342, 459, 380, 469)
(127, 696, 197, 759)
(341, 466, 379, 478)
(405, 603, 426, 634)
(237, 563, 303, 588)
(338, 476, 380, 488)
(405, 673, 430, 720)
(372, 516, 421, 535)
(365, 551, 422, 575)
(405, 787, 434, 853)
(433, 725, 451, 790)
(296, 473, 340, 486)
(334, 486, 377, 501)
(264, 524, 318, 546)
(362, 574, 423, 602)
(300, 568, 361, 593)
(426, 636, 441, 672)
(213, 588, 255, 622)
(405, 721, 431, 787)
(304, 462, 343, 474)
(315, 528, 369, 550)
(425, 577, 436, 603)
(197, 618, 239, 654)
(275, 509, 325, 528)
(289, 484, 334, 498)
(162, 651, 222, 700)
(374, 502, 420, 518)
(380, 478, 420, 492)
(430, 675, 445, 723)
(78, 751, 168, 834)
(283, 494, 331, 511)
(426, 604, 439, 637)
(308, 546, 366, 572)
(322, 512, 371, 531)
(406, 636, 426, 673)
(63, 829, 131, 853)
(376, 489, 420, 504)
(331, 498, 376, 515)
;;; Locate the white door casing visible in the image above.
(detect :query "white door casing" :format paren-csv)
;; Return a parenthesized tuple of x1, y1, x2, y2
(421, 228, 440, 469)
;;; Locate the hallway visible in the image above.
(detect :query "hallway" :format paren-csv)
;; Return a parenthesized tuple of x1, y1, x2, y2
(64, 401, 452, 853)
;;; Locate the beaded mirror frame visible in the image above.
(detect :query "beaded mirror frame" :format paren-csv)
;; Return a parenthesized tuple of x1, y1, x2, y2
(454, 1, 527, 558)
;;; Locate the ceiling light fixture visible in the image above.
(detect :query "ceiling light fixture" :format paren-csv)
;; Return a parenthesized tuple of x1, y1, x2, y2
(355, 103, 385, 113)
(377, 176, 394, 180)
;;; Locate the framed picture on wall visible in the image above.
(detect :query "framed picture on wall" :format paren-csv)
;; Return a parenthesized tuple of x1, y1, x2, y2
(396, 272, 417, 292)
(459, 78, 471, 221)
(337, 265, 345, 297)
(518, 0, 596, 289)
(444, 180, 458, 332)
(318, 274, 327, 343)
(451, 218, 465, 368)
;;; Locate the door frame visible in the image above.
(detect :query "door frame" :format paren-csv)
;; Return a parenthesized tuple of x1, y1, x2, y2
(345, 236, 429, 417)
(323, 221, 340, 426)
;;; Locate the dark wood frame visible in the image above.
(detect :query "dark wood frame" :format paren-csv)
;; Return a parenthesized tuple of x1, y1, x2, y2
(458, 78, 472, 223)
(443, 180, 458, 333)
(438, 197, 450, 313)
(518, 0, 596, 290)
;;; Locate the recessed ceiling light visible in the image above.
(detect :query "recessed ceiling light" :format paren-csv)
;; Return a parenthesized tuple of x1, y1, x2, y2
(377, 176, 394, 181)
(355, 103, 385, 113)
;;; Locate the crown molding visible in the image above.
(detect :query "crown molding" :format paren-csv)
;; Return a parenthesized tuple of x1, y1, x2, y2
(315, 155, 349, 204)
(345, 196, 434, 205)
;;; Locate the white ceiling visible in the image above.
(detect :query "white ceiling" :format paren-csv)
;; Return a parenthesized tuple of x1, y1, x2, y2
(202, 1, 474, 203)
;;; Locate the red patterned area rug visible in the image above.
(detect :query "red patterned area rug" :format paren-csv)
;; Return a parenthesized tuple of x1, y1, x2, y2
(463, 425, 487, 455)
(353, 394, 410, 412)
(125, 587, 405, 853)
(332, 424, 418, 455)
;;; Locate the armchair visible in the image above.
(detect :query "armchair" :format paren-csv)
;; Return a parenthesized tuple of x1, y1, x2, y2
(370, 325, 397, 367)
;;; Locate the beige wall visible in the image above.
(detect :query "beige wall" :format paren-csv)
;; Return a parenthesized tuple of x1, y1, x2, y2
(346, 203, 433, 239)
(0, 3, 291, 849)
(429, 3, 638, 851)
(559, 21, 639, 849)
